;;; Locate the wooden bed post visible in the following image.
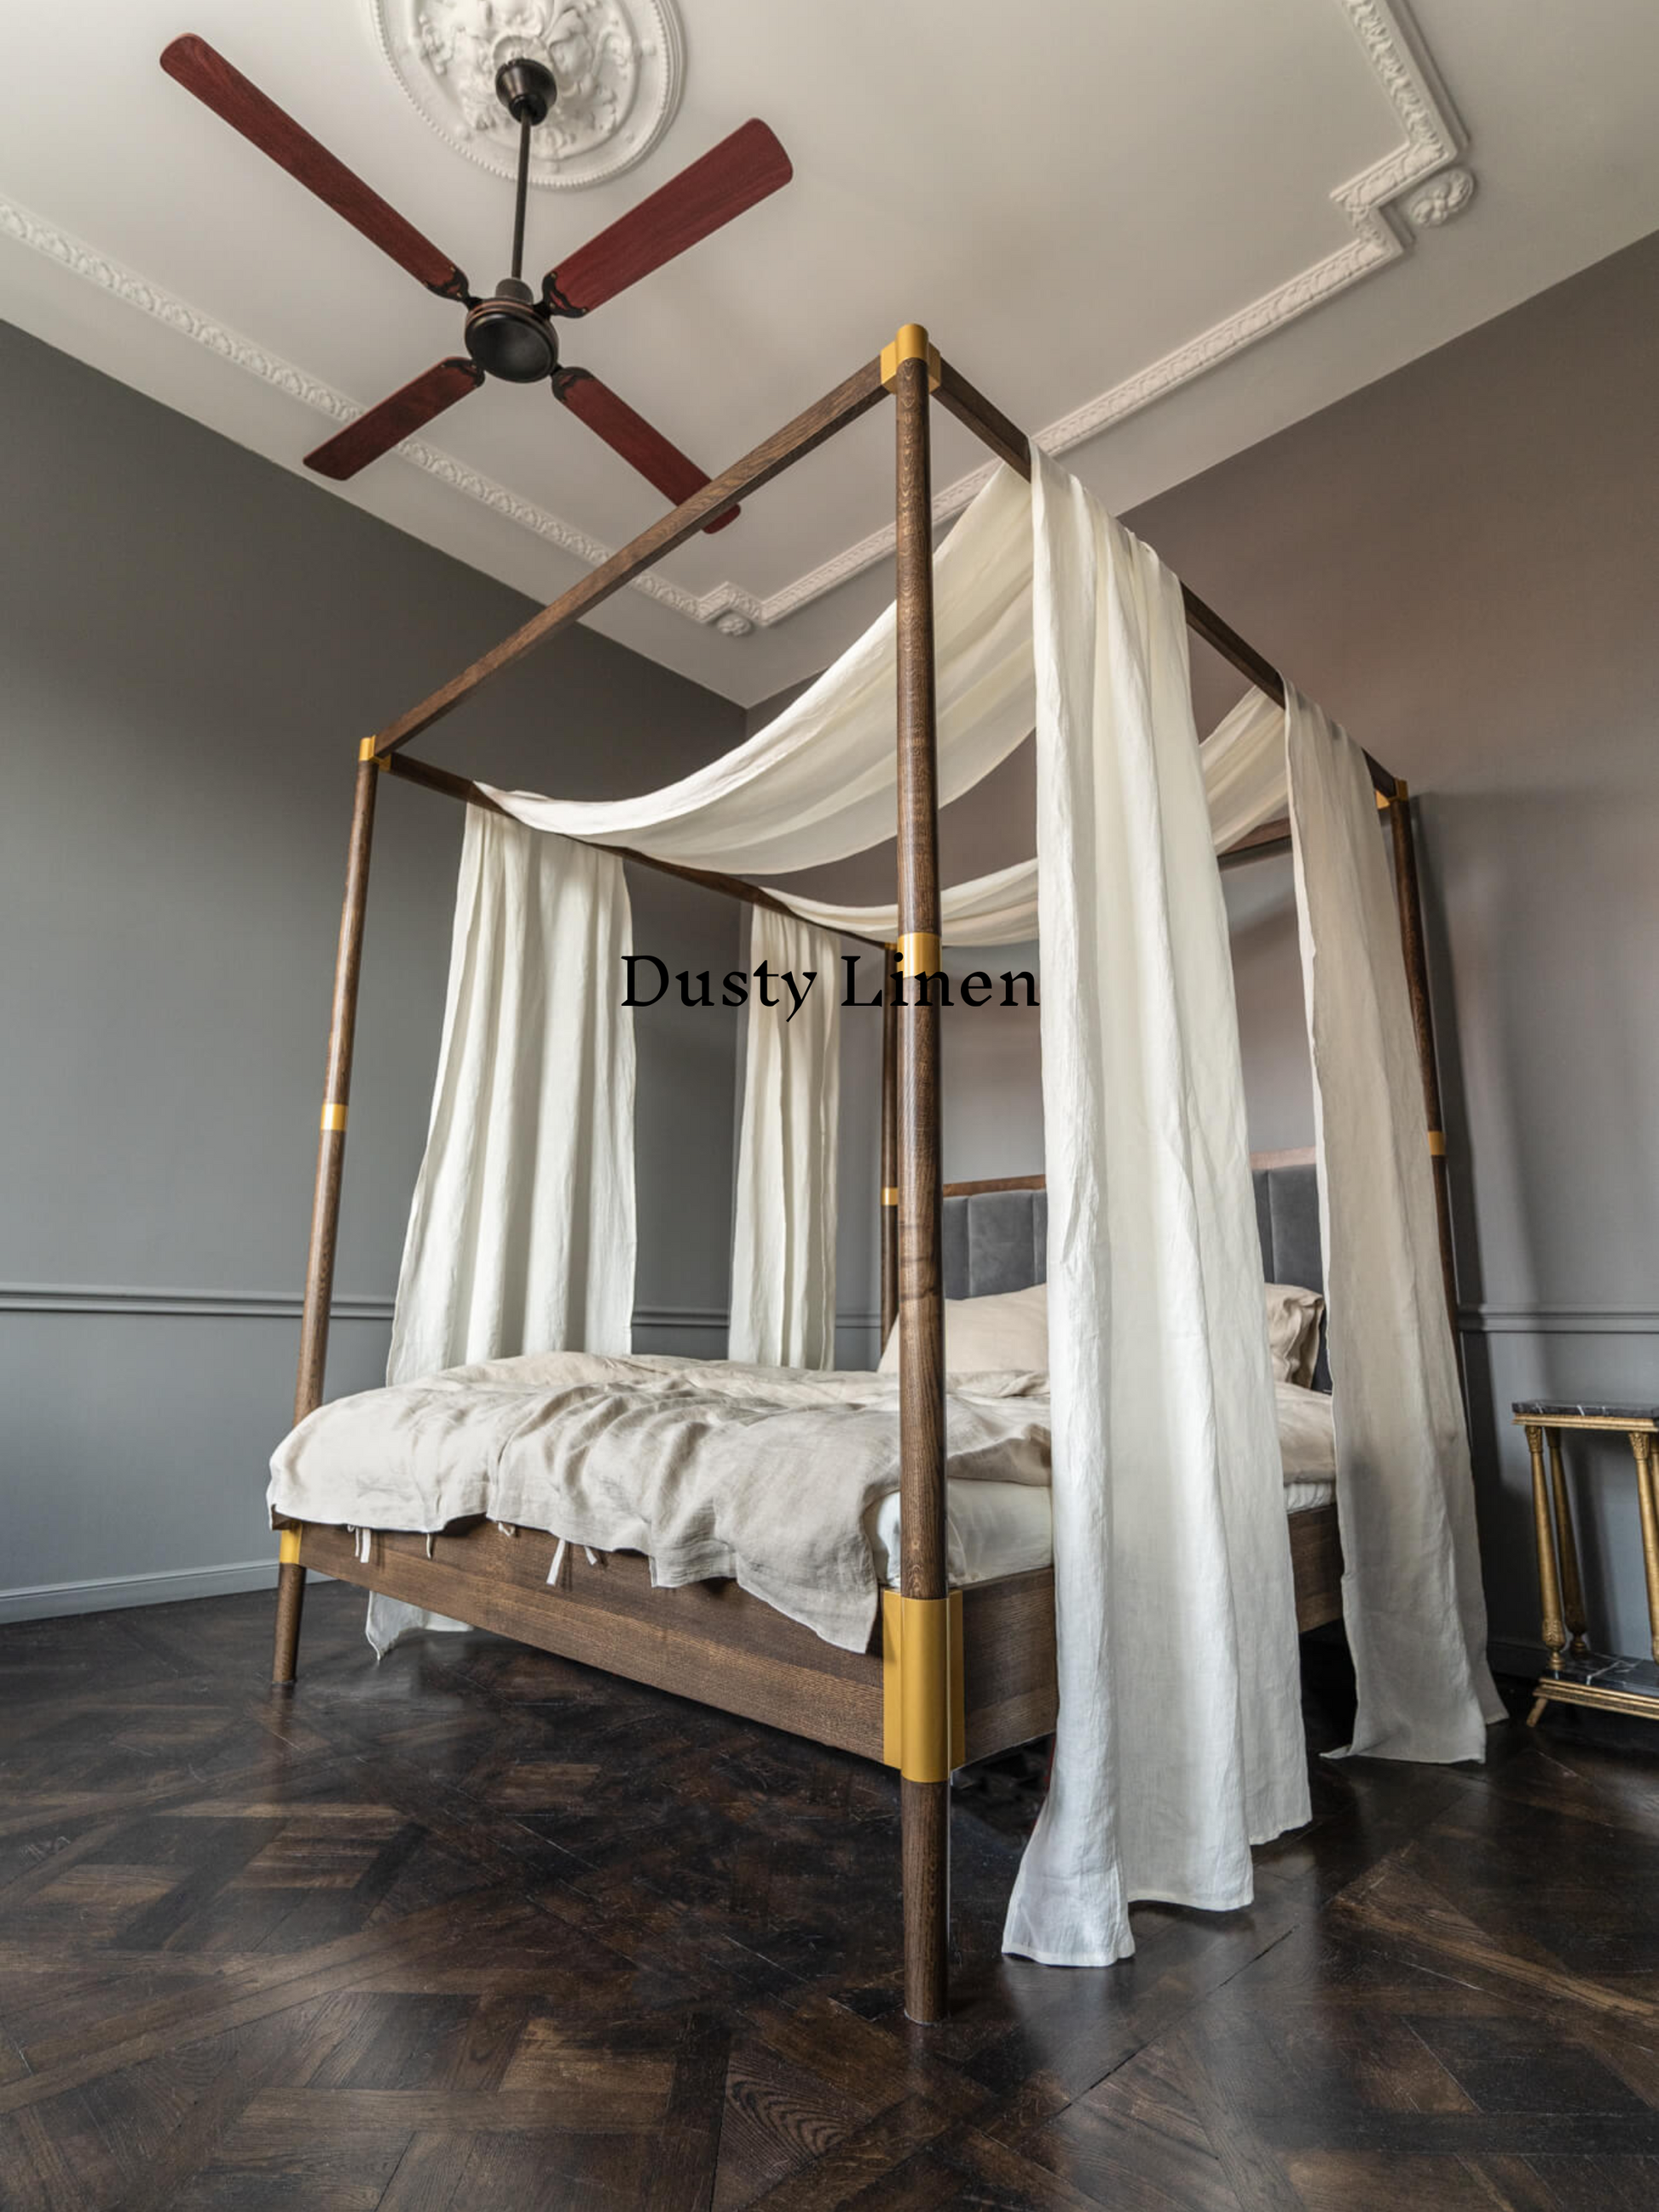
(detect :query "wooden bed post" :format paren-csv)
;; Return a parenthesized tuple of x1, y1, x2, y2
(888, 324, 952, 2024)
(274, 744, 383, 1685)
(1384, 782, 1461, 1365)
(880, 945, 899, 1349)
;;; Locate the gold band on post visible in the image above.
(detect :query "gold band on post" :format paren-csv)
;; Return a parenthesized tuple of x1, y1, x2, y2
(882, 1187, 899, 1207)
(896, 932, 942, 976)
(1427, 1129, 1446, 1156)
(881, 324, 941, 392)
(278, 1526, 303, 1566)
(882, 1589, 965, 1780)
(321, 1103, 348, 1132)
(358, 737, 387, 768)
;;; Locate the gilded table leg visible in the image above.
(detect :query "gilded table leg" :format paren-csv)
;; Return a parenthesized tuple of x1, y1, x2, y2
(1546, 1429, 1589, 1655)
(1632, 1431, 1659, 1666)
(1526, 1423, 1567, 1676)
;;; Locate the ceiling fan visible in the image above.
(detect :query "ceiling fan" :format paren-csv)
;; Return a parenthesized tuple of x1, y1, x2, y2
(158, 34, 793, 533)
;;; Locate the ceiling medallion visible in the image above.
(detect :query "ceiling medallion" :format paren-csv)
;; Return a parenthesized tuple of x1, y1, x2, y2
(369, 0, 685, 190)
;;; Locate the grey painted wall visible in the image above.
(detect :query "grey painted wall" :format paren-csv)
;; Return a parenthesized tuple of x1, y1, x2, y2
(0, 317, 747, 1620)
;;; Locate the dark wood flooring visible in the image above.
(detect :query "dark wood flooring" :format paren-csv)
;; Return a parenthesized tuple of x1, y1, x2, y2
(3, 1584, 1659, 2209)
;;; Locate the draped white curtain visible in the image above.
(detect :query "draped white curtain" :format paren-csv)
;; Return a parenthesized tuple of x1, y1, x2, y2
(1282, 688, 1501, 1759)
(388, 809, 636, 1383)
(774, 856, 1040, 949)
(480, 466, 1035, 877)
(1003, 454, 1308, 1967)
(729, 905, 841, 1369)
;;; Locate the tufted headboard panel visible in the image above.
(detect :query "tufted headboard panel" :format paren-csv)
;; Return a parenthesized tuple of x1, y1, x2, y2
(939, 1153, 1327, 1390)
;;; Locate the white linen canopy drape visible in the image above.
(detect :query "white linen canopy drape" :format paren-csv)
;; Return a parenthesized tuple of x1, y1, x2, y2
(1283, 688, 1501, 1759)
(388, 809, 637, 1383)
(728, 905, 841, 1369)
(773, 857, 1041, 949)
(479, 466, 1035, 878)
(1002, 454, 1308, 1965)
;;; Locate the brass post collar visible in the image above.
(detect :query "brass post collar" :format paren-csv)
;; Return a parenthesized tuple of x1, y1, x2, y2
(882, 324, 941, 392)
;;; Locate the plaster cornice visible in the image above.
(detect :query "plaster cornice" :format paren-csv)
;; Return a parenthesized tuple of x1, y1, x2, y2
(0, 0, 1468, 640)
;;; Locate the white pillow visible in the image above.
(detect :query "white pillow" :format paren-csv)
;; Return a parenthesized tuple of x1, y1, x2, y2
(878, 1281, 1049, 1376)
(1264, 1281, 1324, 1388)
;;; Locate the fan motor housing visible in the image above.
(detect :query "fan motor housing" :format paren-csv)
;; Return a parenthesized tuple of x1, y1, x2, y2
(465, 280, 559, 382)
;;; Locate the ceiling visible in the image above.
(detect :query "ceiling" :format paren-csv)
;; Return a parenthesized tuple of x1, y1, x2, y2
(2, 0, 1656, 706)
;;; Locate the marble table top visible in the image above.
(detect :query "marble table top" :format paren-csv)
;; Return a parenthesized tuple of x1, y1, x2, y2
(1513, 1399, 1659, 1424)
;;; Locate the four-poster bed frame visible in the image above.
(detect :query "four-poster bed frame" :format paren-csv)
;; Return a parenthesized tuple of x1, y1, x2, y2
(271, 324, 1457, 2023)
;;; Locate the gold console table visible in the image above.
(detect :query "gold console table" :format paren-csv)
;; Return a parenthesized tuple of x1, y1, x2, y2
(1514, 1400, 1659, 1726)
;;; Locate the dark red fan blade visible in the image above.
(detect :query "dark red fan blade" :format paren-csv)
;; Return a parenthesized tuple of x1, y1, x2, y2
(304, 359, 483, 481)
(160, 34, 471, 302)
(553, 368, 739, 533)
(542, 119, 791, 317)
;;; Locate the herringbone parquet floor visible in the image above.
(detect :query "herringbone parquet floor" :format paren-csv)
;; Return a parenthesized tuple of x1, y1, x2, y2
(3, 1583, 1658, 2209)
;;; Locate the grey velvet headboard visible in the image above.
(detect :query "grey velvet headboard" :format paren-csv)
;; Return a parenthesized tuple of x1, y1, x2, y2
(940, 1152, 1328, 1389)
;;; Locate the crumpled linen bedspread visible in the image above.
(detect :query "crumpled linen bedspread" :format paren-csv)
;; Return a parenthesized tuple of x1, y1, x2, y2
(269, 1355, 1337, 1655)
(269, 1353, 1051, 1653)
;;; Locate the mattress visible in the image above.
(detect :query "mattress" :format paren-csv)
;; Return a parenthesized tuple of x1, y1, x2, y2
(867, 1472, 1335, 1591)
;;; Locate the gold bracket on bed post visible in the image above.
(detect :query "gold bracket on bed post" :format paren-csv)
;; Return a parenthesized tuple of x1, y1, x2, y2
(277, 1525, 303, 1566)
(896, 932, 942, 977)
(881, 324, 941, 393)
(358, 737, 388, 769)
(882, 1590, 965, 1781)
(1427, 1129, 1447, 1156)
(882, 1188, 899, 1207)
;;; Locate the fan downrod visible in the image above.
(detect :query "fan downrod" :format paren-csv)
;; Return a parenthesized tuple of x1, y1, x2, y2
(465, 57, 562, 383)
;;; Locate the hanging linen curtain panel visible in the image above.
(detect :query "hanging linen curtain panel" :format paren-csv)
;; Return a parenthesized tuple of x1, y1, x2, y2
(388, 808, 637, 1383)
(1003, 453, 1308, 1969)
(728, 905, 841, 1368)
(1284, 688, 1500, 1760)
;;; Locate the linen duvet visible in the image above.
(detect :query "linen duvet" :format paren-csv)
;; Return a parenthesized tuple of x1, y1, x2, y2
(269, 1353, 1335, 1654)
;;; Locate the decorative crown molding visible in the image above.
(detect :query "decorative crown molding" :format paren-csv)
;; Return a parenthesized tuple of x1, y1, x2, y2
(1, 0, 1471, 644)
(368, 0, 685, 192)
(1403, 165, 1477, 228)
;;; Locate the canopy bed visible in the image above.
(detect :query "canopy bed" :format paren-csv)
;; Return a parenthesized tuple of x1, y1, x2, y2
(268, 326, 1498, 2023)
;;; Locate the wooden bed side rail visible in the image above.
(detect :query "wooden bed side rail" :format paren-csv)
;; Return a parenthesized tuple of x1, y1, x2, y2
(292, 1518, 1056, 1768)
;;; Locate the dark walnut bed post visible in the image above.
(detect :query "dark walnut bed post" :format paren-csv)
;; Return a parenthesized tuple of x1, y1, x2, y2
(1384, 783, 1461, 1361)
(890, 325, 955, 2024)
(274, 744, 383, 1686)
(880, 948, 899, 1346)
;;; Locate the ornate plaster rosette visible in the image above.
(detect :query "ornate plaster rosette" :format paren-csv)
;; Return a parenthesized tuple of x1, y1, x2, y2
(369, 0, 685, 189)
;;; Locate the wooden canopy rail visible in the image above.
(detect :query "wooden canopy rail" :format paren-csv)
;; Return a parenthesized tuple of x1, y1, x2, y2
(276, 321, 1456, 2028)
